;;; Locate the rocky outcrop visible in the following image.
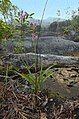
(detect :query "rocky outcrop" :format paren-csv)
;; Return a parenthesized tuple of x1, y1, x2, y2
(3, 53, 79, 67)
(37, 36, 79, 55)
(5, 36, 79, 55)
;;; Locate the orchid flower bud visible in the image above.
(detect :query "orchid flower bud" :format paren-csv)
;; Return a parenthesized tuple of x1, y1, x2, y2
(32, 33, 38, 41)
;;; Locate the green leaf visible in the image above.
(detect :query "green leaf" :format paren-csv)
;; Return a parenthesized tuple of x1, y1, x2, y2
(30, 13, 34, 16)
(15, 18, 20, 23)
(15, 71, 35, 86)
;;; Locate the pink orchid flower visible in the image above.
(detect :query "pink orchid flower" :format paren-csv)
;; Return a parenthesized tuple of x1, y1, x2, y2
(32, 33, 38, 41)
(19, 10, 28, 21)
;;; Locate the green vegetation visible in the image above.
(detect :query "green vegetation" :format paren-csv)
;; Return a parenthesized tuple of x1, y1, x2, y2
(0, 20, 13, 40)
(0, 0, 17, 21)
(16, 64, 53, 93)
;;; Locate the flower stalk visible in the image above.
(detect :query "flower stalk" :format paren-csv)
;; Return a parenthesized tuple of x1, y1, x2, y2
(32, 0, 49, 94)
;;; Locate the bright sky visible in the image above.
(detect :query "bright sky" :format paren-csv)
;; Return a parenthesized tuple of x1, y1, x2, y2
(11, 0, 79, 19)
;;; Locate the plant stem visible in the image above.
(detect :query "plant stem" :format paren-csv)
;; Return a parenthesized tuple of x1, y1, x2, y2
(35, 0, 49, 93)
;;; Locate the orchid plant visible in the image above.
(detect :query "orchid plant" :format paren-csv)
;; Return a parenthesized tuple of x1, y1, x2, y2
(16, 63, 54, 94)
(15, 0, 54, 94)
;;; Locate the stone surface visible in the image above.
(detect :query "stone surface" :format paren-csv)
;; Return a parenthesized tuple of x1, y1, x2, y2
(4, 36, 79, 55)
(4, 53, 79, 68)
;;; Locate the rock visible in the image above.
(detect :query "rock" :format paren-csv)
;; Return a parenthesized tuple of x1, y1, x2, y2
(4, 53, 79, 67)
(37, 36, 79, 55)
(3, 36, 79, 55)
